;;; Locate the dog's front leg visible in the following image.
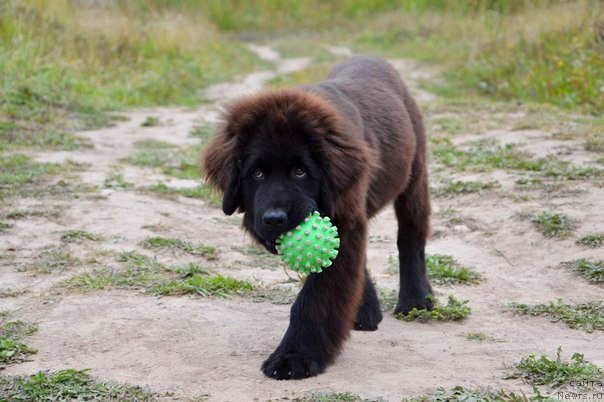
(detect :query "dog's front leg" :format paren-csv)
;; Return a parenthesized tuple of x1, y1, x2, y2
(261, 218, 366, 380)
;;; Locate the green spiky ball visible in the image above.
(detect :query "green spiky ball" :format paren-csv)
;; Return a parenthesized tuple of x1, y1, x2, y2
(276, 211, 339, 274)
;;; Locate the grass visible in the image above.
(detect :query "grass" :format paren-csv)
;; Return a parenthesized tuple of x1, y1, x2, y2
(126, 140, 202, 180)
(432, 180, 501, 197)
(530, 211, 574, 239)
(103, 172, 132, 190)
(0, 222, 12, 233)
(425, 254, 481, 285)
(431, 139, 602, 180)
(61, 230, 101, 243)
(0, 369, 157, 401)
(30, 247, 79, 274)
(0, 1, 266, 157)
(0, 318, 38, 367)
(0, 288, 28, 298)
(141, 116, 160, 127)
(561, 259, 604, 285)
(293, 392, 376, 402)
(465, 332, 495, 342)
(509, 347, 603, 388)
(407, 385, 535, 402)
(154, 274, 254, 298)
(0, 154, 63, 200)
(140, 236, 218, 260)
(377, 287, 398, 311)
(510, 300, 604, 333)
(577, 233, 604, 248)
(143, 182, 221, 207)
(397, 295, 471, 322)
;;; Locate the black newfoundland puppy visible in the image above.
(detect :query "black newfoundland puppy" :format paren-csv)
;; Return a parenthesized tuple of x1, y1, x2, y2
(203, 56, 432, 380)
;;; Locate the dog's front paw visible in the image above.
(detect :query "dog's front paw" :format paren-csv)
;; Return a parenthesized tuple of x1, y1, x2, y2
(354, 301, 382, 331)
(261, 350, 325, 380)
(394, 293, 434, 315)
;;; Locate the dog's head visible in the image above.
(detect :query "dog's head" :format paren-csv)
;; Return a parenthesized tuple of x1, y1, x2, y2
(203, 89, 374, 253)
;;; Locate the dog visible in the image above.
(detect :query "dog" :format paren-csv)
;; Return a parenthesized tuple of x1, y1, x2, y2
(203, 55, 433, 380)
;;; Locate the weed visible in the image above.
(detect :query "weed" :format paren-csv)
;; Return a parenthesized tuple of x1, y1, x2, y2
(531, 211, 574, 239)
(0, 222, 12, 233)
(103, 172, 132, 189)
(561, 259, 604, 285)
(509, 347, 603, 388)
(190, 125, 214, 142)
(426, 254, 481, 285)
(0, 154, 62, 200)
(465, 332, 495, 342)
(154, 274, 254, 298)
(140, 236, 218, 260)
(0, 318, 38, 367)
(0, 369, 157, 401)
(61, 230, 101, 243)
(143, 182, 221, 207)
(126, 140, 201, 180)
(407, 385, 533, 402)
(0, 288, 28, 298)
(30, 247, 79, 274)
(510, 300, 603, 333)
(432, 180, 500, 197)
(377, 287, 398, 311)
(141, 116, 160, 127)
(577, 233, 604, 248)
(397, 295, 471, 322)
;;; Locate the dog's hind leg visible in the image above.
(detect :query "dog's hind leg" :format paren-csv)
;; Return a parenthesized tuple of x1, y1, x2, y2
(353, 267, 383, 331)
(393, 164, 433, 315)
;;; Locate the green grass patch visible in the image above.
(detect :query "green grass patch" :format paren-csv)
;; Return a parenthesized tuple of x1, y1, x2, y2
(103, 172, 133, 190)
(510, 300, 604, 333)
(407, 385, 533, 402)
(141, 116, 160, 127)
(377, 287, 398, 311)
(140, 236, 218, 260)
(0, 222, 12, 233)
(561, 259, 604, 285)
(0, 369, 157, 401)
(126, 140, 202, 180)
(0, 318, 38, 367)
(143, 182, 221, 207)
(530, 211, 574, 239)
(61, 230, 101, 243)
(432, 180, 501, 197)
(153, 274, 254, 298)
(269, 64, 332, 87)
(577, 233, 604, 248)
(431, 139, 602, 180)
(0, 288, 28, 298)
(30, 247, 80, 274)
(465, 332, 496, 342)
(426, 254, 481, 285)
(397, 295, 471, 322)
(0, 154, 63, 200)
(509, 347, 603, 388)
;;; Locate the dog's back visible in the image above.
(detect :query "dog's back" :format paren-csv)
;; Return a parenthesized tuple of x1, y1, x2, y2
(307, 56, 426, 216)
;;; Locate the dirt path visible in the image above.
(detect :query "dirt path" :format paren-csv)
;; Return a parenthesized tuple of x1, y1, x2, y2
(1, 44, 603, 401)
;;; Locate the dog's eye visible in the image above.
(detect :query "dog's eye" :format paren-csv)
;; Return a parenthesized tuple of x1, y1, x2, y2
(252, 169, 264, 179)
(294, 167, 306, 178)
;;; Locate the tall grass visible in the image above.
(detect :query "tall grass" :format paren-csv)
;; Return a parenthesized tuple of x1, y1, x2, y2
(0, 0, 264, 145)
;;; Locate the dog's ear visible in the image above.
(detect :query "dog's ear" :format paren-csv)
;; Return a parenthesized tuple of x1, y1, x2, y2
(318, 174, 334, 218)
(221, 162, 242, 215)
(202, 122, 243, 215)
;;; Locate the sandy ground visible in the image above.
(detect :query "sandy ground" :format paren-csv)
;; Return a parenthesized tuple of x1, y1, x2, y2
(1, 44, 603, 401)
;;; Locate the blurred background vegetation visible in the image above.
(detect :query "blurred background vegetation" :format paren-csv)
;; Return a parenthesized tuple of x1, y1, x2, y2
(1, 0, 602, 142)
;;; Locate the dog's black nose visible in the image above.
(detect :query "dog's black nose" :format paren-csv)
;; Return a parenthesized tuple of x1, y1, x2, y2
(263, 210, 287, 227)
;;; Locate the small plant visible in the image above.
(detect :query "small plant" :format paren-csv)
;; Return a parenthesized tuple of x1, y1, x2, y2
(141, 116, 160, 127)
(397, 295, 471, 322)
(426, 254, 481, 285)
(140, 236, 218, 260)
(577, 233, 604, 248)
(0, 288, 28, 298)
(154, 274, 254, 297)
(510, 300, 603, 333)
(377, 287, 398, 311)
(0, 318, 38, 366)
(0, 369, 157, 401)
(30, 247, 80, 274)
(0, 222, 12, 233)
(465, 332, 495, 342)
(406, 385, 531, 402)
(103, 172, 132, 189)
(510, 347, 603, 388)
(433, 180, 500, 197)
(561, 259, 604, 285)
(531, 211, 574, 239)
(61, 230, 101, 243)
